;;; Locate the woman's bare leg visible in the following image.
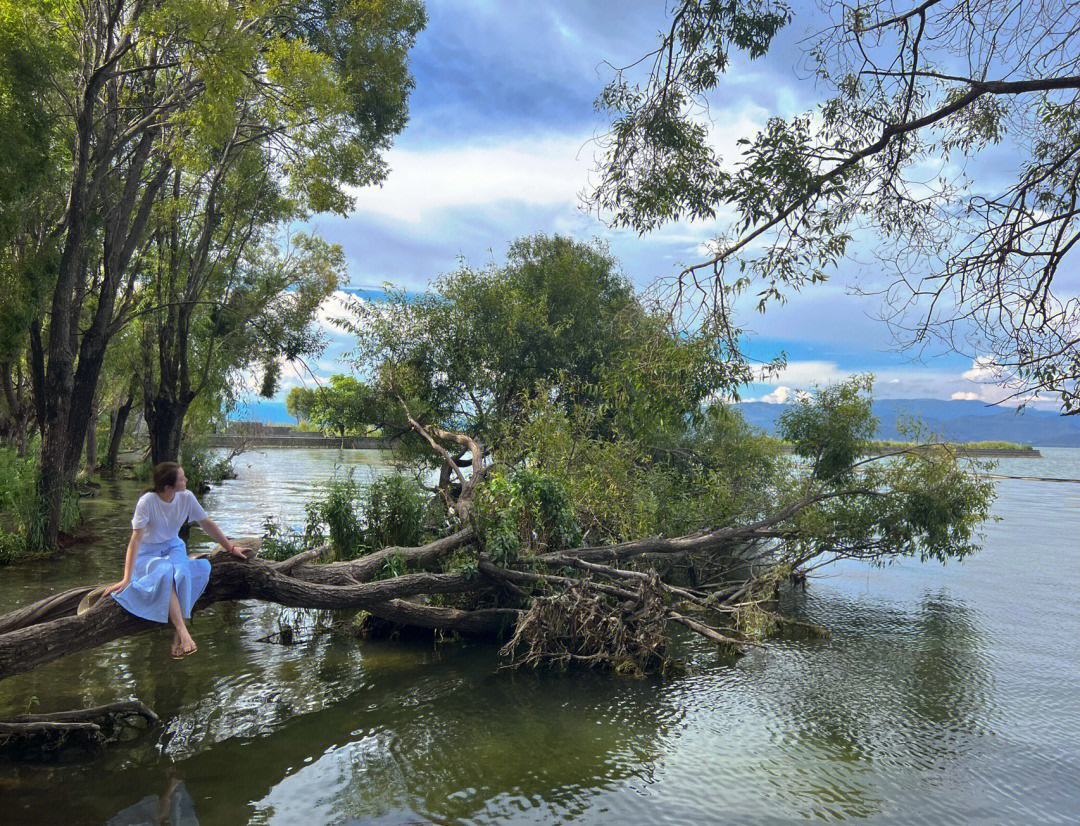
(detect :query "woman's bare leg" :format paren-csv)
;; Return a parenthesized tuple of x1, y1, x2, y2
(167, 583, 196, 654)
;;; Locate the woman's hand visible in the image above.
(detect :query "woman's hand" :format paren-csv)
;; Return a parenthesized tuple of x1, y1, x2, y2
(103, 578, 131, 597)
(226, 543, 250, 559)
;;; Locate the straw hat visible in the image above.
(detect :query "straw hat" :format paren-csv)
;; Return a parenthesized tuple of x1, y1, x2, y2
(77, 585, 109, 616)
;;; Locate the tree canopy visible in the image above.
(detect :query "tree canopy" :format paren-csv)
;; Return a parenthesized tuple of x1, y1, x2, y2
(344, 234, 992, 555)
(344, 234, 753, 457)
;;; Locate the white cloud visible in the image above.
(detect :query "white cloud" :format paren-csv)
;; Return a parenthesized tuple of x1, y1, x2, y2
(762, 360, 847, 387)
(345, 105, 768, 228)
(757, 386, 811, 404)
(962, 356, 1002, 382)
(951, 391, 981, 401)
(315, 289, 358, 331)
(347, 135, 592, 224)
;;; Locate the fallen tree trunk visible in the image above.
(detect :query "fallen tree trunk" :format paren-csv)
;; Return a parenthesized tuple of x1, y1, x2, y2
(0, 515, 774, 684)
(0, 457, 902, 686)
(0, 547, 483, 683)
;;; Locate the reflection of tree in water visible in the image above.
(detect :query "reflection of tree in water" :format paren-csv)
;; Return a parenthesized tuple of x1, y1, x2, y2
(755, 587, 993, 820)
(211, 647, 682, 824)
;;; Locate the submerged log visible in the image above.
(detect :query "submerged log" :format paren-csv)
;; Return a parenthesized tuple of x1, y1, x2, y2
(0, 700, 158, 762)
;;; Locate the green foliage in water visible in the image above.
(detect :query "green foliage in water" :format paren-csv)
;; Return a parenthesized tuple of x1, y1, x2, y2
(494, 383, 783, 547)
(777, 375, 878, 481)
(475, 467, 582, 565)
(179, 443, 239, 492)
(346, 235, 994, 577)
(260, 514, 312, 562)
(0, 447, 80, 563)
(362, 474, 428, 550)
(773, 380, 996, 567)
(262, 471, 430, 561)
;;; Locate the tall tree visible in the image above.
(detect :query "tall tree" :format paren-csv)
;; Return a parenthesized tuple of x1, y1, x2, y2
(345, 235, 754, 510)
(591, 0, 1080, 408)
(349, 235, 650, 440)
(137, 181, 345, 463)
(0, 4, 63, 457)
(286, 386, 317, 424)
(306, 374, 375, 440)
(9, 0, 424, 546)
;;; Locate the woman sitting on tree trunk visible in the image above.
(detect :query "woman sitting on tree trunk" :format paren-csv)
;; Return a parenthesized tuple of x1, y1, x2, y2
(103, 462, 249, 659)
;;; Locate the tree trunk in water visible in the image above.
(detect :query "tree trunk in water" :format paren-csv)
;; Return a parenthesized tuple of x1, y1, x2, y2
(145, 394, 191, 466)
(37, 427, 72, 549)
(0, 514, 782, 686)
(84, 415, 97, 476)
(104, 394, 134, 471)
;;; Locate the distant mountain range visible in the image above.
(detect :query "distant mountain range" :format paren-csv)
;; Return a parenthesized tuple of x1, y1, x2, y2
(236, 397, 1080, 447)
(738, 398, 1080, 447)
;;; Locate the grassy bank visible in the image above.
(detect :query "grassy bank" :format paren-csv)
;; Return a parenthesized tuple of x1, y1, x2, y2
(867, 439, 1034, 450)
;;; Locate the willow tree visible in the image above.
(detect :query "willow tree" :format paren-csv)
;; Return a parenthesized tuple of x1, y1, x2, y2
(5, 0, 424, 546)
(0, 4, 64, 457)
(590, 0, 1080, 408)
(324, 236, 993, 670)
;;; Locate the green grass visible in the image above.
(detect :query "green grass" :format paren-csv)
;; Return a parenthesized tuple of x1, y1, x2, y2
(866, 439, 1033, 450)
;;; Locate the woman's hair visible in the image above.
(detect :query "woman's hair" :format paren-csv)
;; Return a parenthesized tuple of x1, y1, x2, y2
(144, 462, 182, 494)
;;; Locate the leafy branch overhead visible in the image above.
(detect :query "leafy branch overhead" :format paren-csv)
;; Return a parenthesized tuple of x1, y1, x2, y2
(590, 0, 1080, 409)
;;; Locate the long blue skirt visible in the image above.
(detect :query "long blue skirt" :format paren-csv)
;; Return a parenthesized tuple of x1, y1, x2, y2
(111, 536, 211, 623)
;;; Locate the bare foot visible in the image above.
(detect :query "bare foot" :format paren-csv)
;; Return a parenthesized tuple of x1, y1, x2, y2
(178, 637, 198, 659)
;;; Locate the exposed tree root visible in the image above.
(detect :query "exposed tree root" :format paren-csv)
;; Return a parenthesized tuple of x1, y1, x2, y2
(499, 576, 675, 677)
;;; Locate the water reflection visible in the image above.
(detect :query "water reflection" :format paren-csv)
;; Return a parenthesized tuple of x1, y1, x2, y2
(106, 769, 199, 826)
(740, 588, 995, 822)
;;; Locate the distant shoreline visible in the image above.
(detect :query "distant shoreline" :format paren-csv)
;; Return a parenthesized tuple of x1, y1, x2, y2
(208, 427, 1042, 459)
(777, 444, 1042, 458)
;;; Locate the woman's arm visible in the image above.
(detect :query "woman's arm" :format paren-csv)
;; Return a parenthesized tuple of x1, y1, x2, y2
(197, 517, 249, 558)
(104, 528, 144, 595)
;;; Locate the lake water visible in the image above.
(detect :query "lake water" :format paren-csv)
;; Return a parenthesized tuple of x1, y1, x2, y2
(0, 447, 1078, 825)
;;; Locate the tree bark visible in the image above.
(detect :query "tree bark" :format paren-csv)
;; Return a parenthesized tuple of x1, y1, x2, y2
(0, 361, 31, 457)
(145, 394, 190, 466)
(0, 549, 487, 683)
(84, 412, 98, 476)
(104, 391, 135, 471)
(0, 515, 772, 685)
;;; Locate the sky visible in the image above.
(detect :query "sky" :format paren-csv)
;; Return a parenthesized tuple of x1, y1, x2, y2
(274, 0, 1044, 409)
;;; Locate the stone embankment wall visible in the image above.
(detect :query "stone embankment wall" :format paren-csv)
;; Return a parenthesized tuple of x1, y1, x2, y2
(206, 431, 390, 449)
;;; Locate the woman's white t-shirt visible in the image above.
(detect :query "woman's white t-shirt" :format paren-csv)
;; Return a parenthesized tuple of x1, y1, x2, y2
(131, 490, 208, 544)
